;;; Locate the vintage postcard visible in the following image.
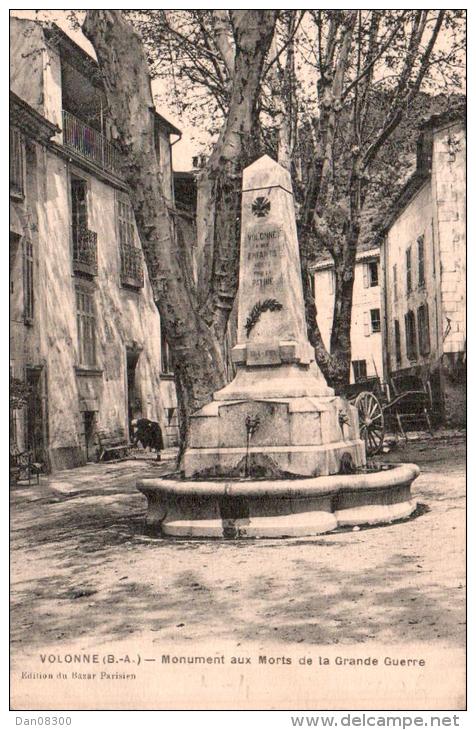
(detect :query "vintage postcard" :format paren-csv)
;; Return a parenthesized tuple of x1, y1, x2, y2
(9, 6, 466, 712)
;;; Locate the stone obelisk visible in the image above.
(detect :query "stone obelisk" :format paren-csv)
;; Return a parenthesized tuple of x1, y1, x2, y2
(183, 155, 365, 479)
(218, 154, 331, 399)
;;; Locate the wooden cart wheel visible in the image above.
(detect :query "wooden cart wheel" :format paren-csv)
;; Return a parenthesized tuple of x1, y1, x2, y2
(354, 391, 385, 456)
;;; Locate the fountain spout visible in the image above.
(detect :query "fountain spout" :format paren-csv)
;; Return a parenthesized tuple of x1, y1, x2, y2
(244, 415, 260, 478)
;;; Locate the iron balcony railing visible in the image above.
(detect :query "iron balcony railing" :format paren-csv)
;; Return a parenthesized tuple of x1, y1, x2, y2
(62, 109, 121, 176)
(120, 243, 144, 288)
(73, 228, 98, 276)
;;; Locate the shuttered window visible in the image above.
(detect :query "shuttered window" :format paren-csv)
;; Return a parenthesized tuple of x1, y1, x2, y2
(406, 247, 412, 294)
(23, 239, 34, 323)
(118, 197, 135, 248)
(76, 286, 97, 367)
(10, 127, 24, 195)
(404, 310, 417, 361)
(71, 177, 88, 253)
(418, 235, 425, 287)
(417, 303, 430, 355)
(394, 320, 402, 365)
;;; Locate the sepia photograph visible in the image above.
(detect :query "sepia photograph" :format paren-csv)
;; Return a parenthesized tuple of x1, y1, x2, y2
(9, 5, 467, 713)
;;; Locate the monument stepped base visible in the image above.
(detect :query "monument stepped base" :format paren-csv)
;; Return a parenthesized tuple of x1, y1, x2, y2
(184, 391, 366, 479)
(184, 441, 365, 480)
(136, 464, 420, 539)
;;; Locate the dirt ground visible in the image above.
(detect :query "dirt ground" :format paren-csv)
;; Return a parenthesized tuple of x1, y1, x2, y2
(10, 435, 466, 653)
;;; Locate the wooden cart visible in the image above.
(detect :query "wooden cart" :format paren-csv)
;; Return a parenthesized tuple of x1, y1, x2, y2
(343, 374, 433, 457)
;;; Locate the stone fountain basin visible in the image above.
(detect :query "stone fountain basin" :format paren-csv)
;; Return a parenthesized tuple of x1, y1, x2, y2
(136, 463, 420, 539)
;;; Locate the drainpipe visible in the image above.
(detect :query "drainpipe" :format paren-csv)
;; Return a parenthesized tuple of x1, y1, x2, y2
(100, 97, 105, 169)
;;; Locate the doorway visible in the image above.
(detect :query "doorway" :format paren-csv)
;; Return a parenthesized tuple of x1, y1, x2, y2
(126, 347, 141, 440)
(83, 411, 96, 461)
(25, 366, 46, 464)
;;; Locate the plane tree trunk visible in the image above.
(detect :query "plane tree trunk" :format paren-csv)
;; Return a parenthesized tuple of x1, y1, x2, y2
(83, 10, 276, 463)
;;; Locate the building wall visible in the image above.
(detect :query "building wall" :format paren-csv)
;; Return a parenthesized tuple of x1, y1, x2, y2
(383, 182, 438, 374)
(431, 121, 466, 425)
(314, 253, 383, 383)
(10, 136, 45, 456)
(10, 17, 63, 132)
(431, 122, 466, 359)
(11, 131, 170, 470)
(38, 150, 168, 469)
(10, 19, 179, 469)
(382, 119, 465, 425)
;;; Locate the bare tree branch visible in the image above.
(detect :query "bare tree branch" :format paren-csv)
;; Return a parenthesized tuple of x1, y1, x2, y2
(363, 10, 445, 170)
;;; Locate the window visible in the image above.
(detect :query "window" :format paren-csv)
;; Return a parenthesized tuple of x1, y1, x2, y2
(363, 261, 378, 288)
(417, 235, 425, 287)
(393, 264, 398, 302)
(369, 261, 379, 287)
(10, 127, 24, 195)
(394, 319, 402, 365)
(71, 176, 88, 248)
(404, 310, 417, 361)
(118, 196, 143, 287)
(71, 176, 98, 274)
(417, 303, 430, 355)
(76, 286, 96, 367)
(406, 247, 412, 294)
(23, 238, 34, 323)
(160, 325, 173, 374)
(370, 308, 381, 333)
(118, 197, 135, 248)
(352, 360, 367, 382)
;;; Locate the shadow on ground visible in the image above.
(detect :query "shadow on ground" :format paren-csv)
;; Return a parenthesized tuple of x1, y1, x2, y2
(10, 441, 466, 651)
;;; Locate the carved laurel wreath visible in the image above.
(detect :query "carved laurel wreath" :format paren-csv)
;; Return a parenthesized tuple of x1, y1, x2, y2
(245, 298, 283, 338)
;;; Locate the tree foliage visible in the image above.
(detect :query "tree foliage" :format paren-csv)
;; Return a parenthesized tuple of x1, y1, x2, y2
(123, 10, 465, 387)
(78, 10, 464, 456)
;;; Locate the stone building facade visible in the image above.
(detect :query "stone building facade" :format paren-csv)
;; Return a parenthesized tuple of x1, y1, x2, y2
(379, 108, 466, 425)
(10, 18, 182, 471)
(312, 249, 384, 384)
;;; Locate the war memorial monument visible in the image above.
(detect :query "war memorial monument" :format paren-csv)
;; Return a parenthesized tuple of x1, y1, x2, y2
(137, 155, 419, 538)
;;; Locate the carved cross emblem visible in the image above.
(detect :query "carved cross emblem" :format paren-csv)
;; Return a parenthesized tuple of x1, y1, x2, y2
(252, 196, 271, 218)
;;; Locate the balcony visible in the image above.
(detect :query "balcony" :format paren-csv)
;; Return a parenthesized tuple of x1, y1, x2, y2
(120, 243, 144, 289)
(62, 109, 121, 176)
(73, 228, 98, 276)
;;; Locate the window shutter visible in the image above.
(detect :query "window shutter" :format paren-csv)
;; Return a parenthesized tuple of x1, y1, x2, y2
(363, 264, 369, 288)
(363, 311, 370, 336)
